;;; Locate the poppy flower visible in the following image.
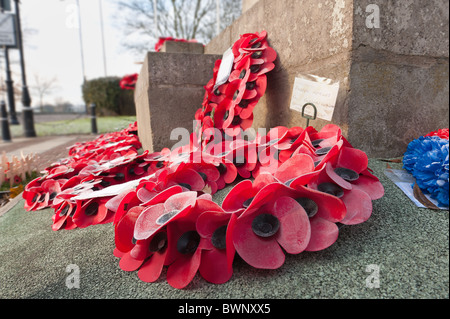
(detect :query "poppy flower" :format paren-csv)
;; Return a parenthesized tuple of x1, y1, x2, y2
(224, 143, 258, 179)
(196, 207, 239, 285)
(324, 146, 385, 201)
(71, 196, 115, 229)
(133, 191, 198, 241)
(23, 179, 62, 211)
(120, 74, 138, 90)
(52, 201, 77, 231)
(155, 163, 206, 192)
(221, 173, 279, 213)
(232, 195, 311, 269)
(308, 164, 374, 226)
(246, 180, 345, 252)
(164, 198, 223, 289)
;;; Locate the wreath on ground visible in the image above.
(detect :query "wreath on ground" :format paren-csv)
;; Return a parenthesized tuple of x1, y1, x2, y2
(23, 31, 385, 289)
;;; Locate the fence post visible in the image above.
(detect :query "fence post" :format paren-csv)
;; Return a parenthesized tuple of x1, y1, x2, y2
(90, 103, 98, 134)
(1, 100, 12, 142)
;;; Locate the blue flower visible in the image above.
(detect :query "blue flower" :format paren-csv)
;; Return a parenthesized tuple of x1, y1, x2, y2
(403, 136, 449, 207)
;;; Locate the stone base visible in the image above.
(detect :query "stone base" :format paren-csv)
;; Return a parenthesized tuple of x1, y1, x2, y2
(206, 0, 449, 157)
(135, 51, 221, 152)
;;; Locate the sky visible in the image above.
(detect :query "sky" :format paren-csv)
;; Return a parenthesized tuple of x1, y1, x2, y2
(2, 0, 144, 110)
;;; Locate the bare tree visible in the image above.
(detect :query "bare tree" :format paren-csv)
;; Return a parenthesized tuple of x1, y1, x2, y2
(31, 74, 59, 112)
(115, 0, 242, 56)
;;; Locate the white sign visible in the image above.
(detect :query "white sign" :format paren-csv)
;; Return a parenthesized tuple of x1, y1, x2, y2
(0, 13, 16, 47)
(290, 74, 340, 122)
(213, 47, 234, 91)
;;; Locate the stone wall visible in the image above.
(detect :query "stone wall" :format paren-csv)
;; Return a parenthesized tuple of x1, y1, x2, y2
(205, 0, 449, 157)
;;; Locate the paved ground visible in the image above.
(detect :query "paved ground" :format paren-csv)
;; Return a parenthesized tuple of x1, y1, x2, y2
(0, 134, 448, 300)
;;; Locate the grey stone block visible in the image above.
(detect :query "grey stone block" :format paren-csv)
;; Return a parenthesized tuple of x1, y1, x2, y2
(135, 52, 222, 152)
(205, 0, 449, 157)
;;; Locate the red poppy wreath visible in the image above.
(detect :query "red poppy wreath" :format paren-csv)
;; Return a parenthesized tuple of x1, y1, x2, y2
(23, 31, 384, 289)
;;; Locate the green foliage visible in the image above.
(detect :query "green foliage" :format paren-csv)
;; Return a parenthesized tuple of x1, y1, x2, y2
(82, 77, 135, 116)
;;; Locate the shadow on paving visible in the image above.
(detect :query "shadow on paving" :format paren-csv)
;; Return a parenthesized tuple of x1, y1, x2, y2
(0, 159, 448, 299)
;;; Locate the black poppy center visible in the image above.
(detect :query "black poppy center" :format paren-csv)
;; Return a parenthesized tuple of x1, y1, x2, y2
(315, 146, 332, 156)
(295, 198, 319, 218)
(233, 90, 239, 100)
(246, 81, 256, 90)
(243, 197, 254, 208)
(233, 156, 246, 168)
(114, 173, 125, 181)
(252, 214, 280, 238)
(251, 50, 263, 59)
(251, 41, 262, 49)
(177, 231, 201, 255)
(218, 163, 227, 174)
(239, 99, 250, 109)
(32, 194, 39, 203)
(211, 225, 227, 250)
(198, 172, 208, 181)
(156, 210, 179, 225)
(334, 167, 359, 182)
(231, 116, 242, 126)
(149, 232, 168, 253)
(250, 64, 261, 74)
(49, 192, 58, 201)
(178, 183, 192, 190)
(311, 139, 324, 148)
(59, 205, 70, 217)
(239, 69, 246, 79)
(318, 183, 344, 198)
(85, 202, 99, 216)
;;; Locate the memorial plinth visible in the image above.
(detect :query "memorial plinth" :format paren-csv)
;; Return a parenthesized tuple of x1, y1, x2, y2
(206, 0, 449, 157)
(134, 42, 221, 152)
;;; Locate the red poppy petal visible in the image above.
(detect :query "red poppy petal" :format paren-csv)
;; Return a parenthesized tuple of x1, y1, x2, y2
(233, 213, 285, 269)
(274, 154, 315, 183)
(166, 248, 202, 289)
(142, 185, 183, 206)
(164, 191, 198, 214)
(273, 197, 311, 254)
(352, 175, 385, 200)
(113, 191, 141, 225)
(253, 172, 278, 191)
(340, 189, 373, 225)
(305, 217, 339, 252)
(337, 147, 369, 174)
(325, 162, 353, 190)
(118, 252, 144, 272)
(199, 249, 233, 285)
(130, 240, 150, 260)
(223, 162, 238, 184)
(133, 204, 166, 240)
(196, 211, 231, 237)
(222, 180, 254, 212)
(138, 249, 168, 283)
(115, 206, 145, 253)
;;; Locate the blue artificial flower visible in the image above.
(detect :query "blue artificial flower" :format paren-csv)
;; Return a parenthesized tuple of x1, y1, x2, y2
(403, 136, 449, 207)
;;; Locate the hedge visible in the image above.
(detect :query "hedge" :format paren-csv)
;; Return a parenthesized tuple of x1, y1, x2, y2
(82, 77, 136, 116)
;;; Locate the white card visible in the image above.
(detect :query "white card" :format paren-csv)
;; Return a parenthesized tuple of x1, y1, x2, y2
(213, 47, 234, 91)
(290, 74, 340, 122)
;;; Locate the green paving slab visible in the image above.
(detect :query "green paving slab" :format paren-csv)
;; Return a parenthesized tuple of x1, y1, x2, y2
(0, 159, 448, 299)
